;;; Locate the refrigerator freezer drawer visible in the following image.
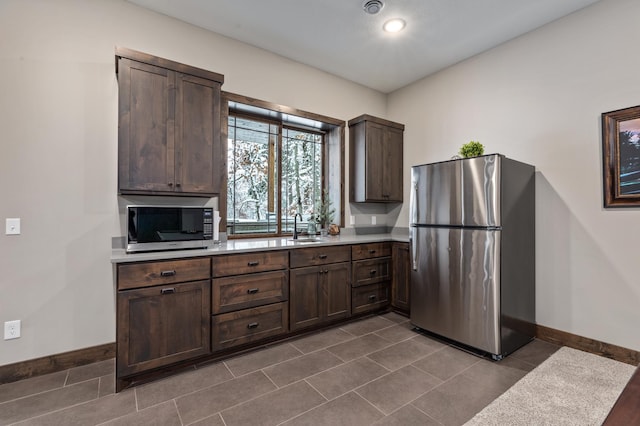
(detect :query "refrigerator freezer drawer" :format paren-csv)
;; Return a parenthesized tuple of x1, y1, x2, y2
(410, 226, 501, 355)
(410, 155, 501, 227)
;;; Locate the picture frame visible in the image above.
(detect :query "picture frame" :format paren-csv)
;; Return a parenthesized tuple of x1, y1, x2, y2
(601, 105, 640, 207)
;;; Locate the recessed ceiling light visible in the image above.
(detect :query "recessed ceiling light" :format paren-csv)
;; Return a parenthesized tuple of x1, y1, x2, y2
(383, 18, 406, 33)
(362, 0, 384, 15)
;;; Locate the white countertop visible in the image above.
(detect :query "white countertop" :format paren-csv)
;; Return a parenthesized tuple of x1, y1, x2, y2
(111, 233, 409, 263)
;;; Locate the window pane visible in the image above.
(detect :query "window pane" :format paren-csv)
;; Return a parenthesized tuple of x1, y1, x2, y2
(227, 111, 326, 238)
(281, 128, 322, 233)
(227, 116, 278, 235)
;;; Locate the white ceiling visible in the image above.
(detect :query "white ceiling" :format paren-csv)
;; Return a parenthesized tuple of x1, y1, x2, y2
(128, 0, 601, 93)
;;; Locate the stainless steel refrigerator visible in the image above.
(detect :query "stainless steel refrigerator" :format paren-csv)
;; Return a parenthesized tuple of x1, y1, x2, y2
(409, 154, 535, 359)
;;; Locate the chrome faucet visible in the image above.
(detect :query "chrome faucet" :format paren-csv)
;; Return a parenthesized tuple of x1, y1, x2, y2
(293, 213, 303, 240)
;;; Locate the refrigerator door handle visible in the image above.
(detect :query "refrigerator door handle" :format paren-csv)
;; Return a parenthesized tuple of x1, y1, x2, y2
(410, 171, 419, 225)
(410, 227, 418, 271)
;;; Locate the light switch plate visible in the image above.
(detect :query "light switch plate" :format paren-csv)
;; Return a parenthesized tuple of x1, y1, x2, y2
(6, 218, 20, 235)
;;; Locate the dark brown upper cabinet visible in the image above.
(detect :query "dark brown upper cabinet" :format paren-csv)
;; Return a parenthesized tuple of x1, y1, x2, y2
(116, 47, 224, 197)
(348, 114, 404, 203)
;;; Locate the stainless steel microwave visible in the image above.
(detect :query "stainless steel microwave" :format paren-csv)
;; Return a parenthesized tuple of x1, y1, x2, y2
(126, 206, 213, 253)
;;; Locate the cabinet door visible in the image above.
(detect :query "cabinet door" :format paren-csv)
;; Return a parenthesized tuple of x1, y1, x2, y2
(364, 122, 385, 201)
(289, 266, 322, 331)
(117, 280, 211, 377)
(391, 242, 410, 313)
(325, 262, 352, 321)
(383, 127, 404, 202)
(118, 58, 176, 193)
(175, 73, 221, 195)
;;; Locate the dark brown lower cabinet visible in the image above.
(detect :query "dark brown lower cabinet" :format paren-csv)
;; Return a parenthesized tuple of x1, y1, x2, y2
(213, 302, 288, 349)
(289, 262, 351, 331)
(352, 283, 390, 314)
(391, 242, 410, 314)
(116, 280, 211, 377)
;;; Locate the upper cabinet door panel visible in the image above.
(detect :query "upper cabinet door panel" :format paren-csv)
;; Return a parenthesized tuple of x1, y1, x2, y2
(384, 126, 404, 202)
(175, 74, 221, 194)
(118, 58, 175, 193)
(348, 114, 404, 203)
(364, 122, 385, 201)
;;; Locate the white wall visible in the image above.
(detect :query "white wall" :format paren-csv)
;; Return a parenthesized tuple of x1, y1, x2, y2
(2, 0, 638, 367)
(388, 0, 640, 351)
(0, 0, 386, 366)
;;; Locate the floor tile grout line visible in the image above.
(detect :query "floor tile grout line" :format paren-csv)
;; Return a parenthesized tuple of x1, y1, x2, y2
(352, 388, 388, 417)
(187, 375, 306, 424)
(172, 398, 185, 426)
(134, 386, 139, 412)
(0, 376, 99, 409)
(137, 364, 267, 410)
(408, 397, 447, 426)
(6, 382, 104, 426)
(226, 344, 317, 378)
(219, 359, 236, 380)
(267, 380, 331, 425)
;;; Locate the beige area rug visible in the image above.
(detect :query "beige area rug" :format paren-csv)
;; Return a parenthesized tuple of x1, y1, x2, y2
(465, 346, 635, 426)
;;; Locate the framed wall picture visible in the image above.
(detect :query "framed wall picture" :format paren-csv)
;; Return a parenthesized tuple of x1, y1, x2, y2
(602, 105, 640, 207)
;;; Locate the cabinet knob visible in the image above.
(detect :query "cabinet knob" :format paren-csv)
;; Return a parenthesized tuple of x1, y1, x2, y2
(318, 254, 328, 260)
(368, 249, 376, 254)
(247, 261, 260, 267)
(247, 322, 259, 329)
(247, 288, 259, 294)
(368, 294, 377, 301)
(168, 182, 174, 187)
(370, 269, 377, 275)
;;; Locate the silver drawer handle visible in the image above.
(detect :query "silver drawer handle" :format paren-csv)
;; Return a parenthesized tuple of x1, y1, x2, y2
(161, 288, 176, 295)
(160, 270, 176, 277)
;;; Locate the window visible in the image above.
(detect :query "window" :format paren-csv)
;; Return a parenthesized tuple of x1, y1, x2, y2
(227, 114, 324, 237)
(222, 93, 345, 240)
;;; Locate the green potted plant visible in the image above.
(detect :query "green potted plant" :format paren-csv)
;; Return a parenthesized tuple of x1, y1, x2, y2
(310, 189, 335, 237)
(459, 140, 485, 158)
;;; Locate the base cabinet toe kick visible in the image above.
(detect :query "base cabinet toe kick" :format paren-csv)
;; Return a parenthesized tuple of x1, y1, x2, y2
(114, 241, 408, 391)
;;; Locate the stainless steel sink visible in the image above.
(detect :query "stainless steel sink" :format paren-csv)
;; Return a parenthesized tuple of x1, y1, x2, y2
(287, 237, 321, 244)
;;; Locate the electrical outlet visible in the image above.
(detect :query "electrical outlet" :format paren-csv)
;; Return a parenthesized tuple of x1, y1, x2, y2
(371, 216, 377, 225)
(4, 320, 21, 340)
(349, 215, 355, 225)
(6, 218, 20, 235)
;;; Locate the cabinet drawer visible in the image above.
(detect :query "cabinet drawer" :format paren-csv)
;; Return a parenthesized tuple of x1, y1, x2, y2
(212, 302, 288, 349)
(213, 271, 288, 314)
(352, 257, 391, 287)
(118, 257, 211, 290)
(352, 283, 389, 315)
(212, 251, 288, 277)
(290, 245, 351, 268)
(351, 243, 391, 260)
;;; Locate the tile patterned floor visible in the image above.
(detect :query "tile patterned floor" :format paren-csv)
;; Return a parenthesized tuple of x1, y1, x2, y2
(0, 313, 560, 426)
